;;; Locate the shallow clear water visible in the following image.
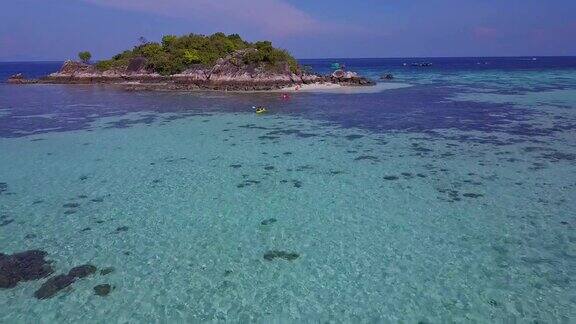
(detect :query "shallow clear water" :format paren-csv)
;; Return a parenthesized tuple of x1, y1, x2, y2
(1, 58, 575, 322)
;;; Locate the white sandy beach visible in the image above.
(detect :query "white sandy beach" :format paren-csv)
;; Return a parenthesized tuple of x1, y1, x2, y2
(277, 82, 412, 94)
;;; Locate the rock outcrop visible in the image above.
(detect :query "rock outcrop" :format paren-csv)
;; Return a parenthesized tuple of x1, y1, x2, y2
(7, 50, 375, 91)
(328, 69, 375, 86)
(7, 73, 37, 84)
(172, 49, 317, 90)
(46, 61, 99, 83)
(41, 59, 162, 84)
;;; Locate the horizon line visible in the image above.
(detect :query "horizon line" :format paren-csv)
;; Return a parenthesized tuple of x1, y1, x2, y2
(1, 55, 575, 63)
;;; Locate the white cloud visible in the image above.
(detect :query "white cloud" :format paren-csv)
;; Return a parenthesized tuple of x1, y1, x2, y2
(80, 0, 331, 37)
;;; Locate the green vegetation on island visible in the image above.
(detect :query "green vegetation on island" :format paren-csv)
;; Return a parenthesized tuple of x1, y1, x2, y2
(78, 51, 92, 63)
(95, 32, 299, 76)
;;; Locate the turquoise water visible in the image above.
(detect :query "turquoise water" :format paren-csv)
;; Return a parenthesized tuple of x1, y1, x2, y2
(1, 58, 576, 322)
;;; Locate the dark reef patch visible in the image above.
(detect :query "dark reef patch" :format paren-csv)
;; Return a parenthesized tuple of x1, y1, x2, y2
(115, 226, 129, 233)
(463, 179, 483, 186)
(100, 267, 115, 276)
(354, 155, 379, 162)
(68, 264, 97, 278)
(63, 202, 80, 208)
(94, 284, 113, 296)
(0, 250, 54, 288)
(0, 183, 8, 194)
(295, 165, 313, 172)
(263, 250, 300, 261)
(34, 264, 98, 299)
(487, 299, 500, 307)
(292, 180, 303, 188)
(437, 188, 461, 202)
(0, 219, 14, 227)
(523, 146, 555, 153)
(345, 134, 364, 141)
(529, 162, 547, 171)
(258, 135, 280, 140)
(266, 129, 317, 138)
(237, 180, 260, 188)
(411, 143, 433, 154)
(463, 193, 484, 198)
(261, 218, 277, 226)
(34, 274, 75, 299)
(79, 175, 89, 181)
(383, 176, 399, 181)
(104, 115, 157, 129)
(541, 151, 576, 163)
(238, 124, 269, 130)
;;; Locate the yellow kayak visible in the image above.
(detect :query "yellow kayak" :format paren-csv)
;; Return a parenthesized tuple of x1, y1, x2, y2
(255, 107, 268, 114)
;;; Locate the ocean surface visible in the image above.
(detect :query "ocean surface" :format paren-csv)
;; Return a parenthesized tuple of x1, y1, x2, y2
(0, 57, 575, 322)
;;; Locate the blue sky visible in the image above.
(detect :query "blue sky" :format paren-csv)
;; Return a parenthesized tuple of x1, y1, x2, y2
(1, 0, 575, 61)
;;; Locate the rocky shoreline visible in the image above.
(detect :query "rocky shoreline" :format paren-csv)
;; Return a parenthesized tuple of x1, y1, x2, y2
(7, 51, 375, 91)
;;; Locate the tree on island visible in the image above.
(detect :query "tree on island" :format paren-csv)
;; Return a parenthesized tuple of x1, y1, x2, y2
(95, 32, 299, 76)
(78, 51, 92, 64)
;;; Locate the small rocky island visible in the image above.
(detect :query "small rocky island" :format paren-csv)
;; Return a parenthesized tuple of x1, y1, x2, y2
(8, 33, 374, 91)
